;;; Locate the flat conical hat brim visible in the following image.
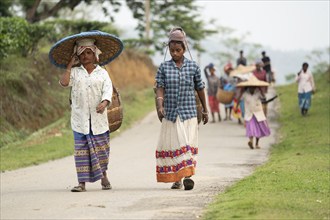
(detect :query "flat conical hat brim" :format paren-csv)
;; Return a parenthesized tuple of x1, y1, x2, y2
(230, 64, 256, 76)
(49, 31, 124, 69)
(236, 75, 270, 87)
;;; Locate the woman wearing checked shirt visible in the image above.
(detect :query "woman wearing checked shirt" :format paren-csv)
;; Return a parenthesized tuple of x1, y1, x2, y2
(155, 27, 208, 190)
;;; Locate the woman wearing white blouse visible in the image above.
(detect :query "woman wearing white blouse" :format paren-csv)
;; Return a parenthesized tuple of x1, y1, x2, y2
(60, 38, 113, 192)
(49, 31, 124, 193)
(296, 63, 316, 116)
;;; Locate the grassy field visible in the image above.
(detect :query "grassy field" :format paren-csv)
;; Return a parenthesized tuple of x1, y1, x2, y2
(0, 88, 155, 171)
(203, 72, 329, 219)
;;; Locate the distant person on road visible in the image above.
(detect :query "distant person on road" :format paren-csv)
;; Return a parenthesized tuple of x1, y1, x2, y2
(261, 51, 273, 83)
(236, 75, 270, 149)
(155, 27, 208, 190)
(50, 31, 123, 192)
(232, 74, 249, 125)
(204, 63, 221, 122)
(252, 59, 268, 116)
(220, 63, 235, 120)
(296, 62, 316, 116)
(236, 50, 247, 66)
(252, 59, 268, 94)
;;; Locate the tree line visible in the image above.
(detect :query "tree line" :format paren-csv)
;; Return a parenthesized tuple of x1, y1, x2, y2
(0, 0, 218, 58)
(1, 0, 328, 74)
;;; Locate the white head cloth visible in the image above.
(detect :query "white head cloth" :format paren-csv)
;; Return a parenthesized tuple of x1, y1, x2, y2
(74, 38, 102, 62)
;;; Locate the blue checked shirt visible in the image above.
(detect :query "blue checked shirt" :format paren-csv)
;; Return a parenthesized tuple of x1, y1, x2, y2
(155, 57, 205, 122)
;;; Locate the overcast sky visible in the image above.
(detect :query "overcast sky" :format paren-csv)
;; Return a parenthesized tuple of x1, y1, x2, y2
(112, 0, 329, 52)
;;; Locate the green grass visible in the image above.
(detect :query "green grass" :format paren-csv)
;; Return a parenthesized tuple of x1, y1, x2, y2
(203, 72, 330, 220)
(0, 54, 69, 147)
(0, 88, 155, 171)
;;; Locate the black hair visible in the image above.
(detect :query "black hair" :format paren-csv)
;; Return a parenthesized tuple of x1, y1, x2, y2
(302, 62, 309, 67)
(262, 51, 266, 55)
(169, 40, 186, 50)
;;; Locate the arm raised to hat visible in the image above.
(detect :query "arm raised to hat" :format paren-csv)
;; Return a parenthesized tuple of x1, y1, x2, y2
(60, 55, 79, 87)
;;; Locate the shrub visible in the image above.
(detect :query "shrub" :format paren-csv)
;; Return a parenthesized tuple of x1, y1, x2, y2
(0, 17, 54, 58)
(0, 17, 121, 59)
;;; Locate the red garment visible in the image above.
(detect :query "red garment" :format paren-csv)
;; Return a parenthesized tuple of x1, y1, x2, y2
(253, 69, 268, 93)
(208, 96, 220, 113)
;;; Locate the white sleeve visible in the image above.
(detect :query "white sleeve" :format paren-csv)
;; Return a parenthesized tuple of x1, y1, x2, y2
(310, 73, 316, 91)
(67, 68, 75, 87)
(101, 71, 113, 106)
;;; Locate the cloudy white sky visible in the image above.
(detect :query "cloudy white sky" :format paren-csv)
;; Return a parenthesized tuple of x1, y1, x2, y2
(197, 0, 329, 51)
(112, 0, 329, 52)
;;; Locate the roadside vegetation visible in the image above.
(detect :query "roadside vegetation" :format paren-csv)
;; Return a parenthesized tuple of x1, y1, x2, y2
(203, 71, 329, 219)
(0, 17, 157, 171)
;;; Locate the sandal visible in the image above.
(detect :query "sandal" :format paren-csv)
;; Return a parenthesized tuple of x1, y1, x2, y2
(183, 177, 194, 190)
(71, 185, 86, 192)
(248, 141, 254, 149)
(101, 182, 112, 190)
(101, 176, 112, 190)
(171, 181, 182, 189)
(255, 145, 261, 149)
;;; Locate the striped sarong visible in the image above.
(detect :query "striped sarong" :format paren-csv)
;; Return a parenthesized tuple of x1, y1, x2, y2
(156, 117, 198, 183)
(73, 130, 110, 183)
(208, 96, 220, 113)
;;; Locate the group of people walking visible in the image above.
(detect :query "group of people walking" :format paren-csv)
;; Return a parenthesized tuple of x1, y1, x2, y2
(50, 28, 207, 192)
(204, 50, 272, 121)
(204, 52, 272, 150)
(48, 27, 316, 193)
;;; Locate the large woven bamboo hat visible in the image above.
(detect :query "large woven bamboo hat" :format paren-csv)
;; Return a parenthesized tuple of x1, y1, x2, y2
(236, 75, 270, 87)
(230, 64, 256, 77)
(49, 30, 124, 69)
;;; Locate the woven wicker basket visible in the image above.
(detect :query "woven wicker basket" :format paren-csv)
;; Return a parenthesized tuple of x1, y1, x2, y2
(107, 87, 123, 133)
(216, 88, 235, 104)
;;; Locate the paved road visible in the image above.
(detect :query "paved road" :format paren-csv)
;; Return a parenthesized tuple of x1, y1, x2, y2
(1, 89, 278, 220)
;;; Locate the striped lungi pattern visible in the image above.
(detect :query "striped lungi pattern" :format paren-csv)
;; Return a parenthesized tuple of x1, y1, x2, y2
(73, 130, 110, 183)
(156, 117, 198, 183)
